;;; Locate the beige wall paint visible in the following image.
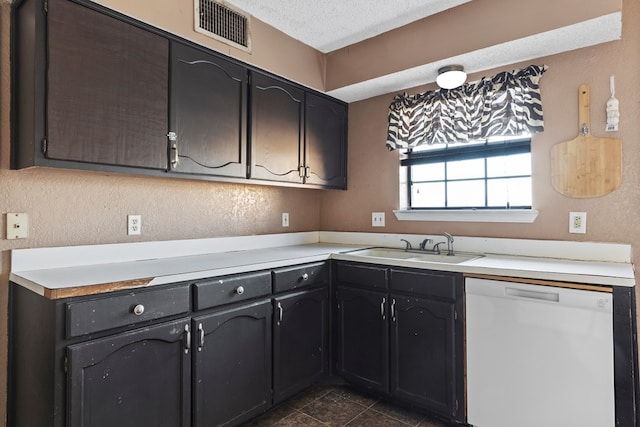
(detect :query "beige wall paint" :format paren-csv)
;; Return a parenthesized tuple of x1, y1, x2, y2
(320, 0, 640, 248)
(1, 0, 638, 424)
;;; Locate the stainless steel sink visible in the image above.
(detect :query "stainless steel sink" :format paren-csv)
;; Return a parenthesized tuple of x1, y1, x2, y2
(347, 248, 483, 264)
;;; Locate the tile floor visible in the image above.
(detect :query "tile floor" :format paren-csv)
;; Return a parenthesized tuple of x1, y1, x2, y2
(244, 384, 458, 427)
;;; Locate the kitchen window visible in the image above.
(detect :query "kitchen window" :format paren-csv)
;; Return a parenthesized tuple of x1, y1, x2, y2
(402, 135, 531, 209)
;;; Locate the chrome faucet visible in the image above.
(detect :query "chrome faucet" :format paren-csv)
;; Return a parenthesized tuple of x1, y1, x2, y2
(443, 232, 454, 256)
(400, 239, 412, 251)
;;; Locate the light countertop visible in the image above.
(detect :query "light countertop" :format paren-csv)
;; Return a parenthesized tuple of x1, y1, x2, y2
(10, 232, 635, 299)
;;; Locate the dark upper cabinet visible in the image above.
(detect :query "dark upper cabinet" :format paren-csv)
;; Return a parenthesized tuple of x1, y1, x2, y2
(250, 72, 305, 184)
(12, 0, 347, 189)
(67, 318, 191, 427)
(192, 299, 272, 427)
(250, 72, 348, 189)
(14, 0, 169, 169)
(273, 287, 329, 403)
(169, 42, 248, 178)
(336, 286, 389, 394)
(305, 93, 348, 188)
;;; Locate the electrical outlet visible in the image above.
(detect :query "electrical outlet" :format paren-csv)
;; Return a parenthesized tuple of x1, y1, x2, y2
(372, 212, 385, 227)
(569, 211, 586, 234)
(128, 215, 142, 235)
(282, 212, 289, 227)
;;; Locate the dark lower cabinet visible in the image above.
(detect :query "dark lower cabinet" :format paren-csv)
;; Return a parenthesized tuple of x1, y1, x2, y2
(336, 286, 389, 394)
(67, 318, 191, 427)
(334, 262, 464, 423)
(192, 299, 272, 427)
(390, 295, 461, 417)
(273, 287, 329, 403)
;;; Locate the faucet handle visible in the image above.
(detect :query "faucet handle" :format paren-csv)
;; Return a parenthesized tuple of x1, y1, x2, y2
(419, 238, 433, 250)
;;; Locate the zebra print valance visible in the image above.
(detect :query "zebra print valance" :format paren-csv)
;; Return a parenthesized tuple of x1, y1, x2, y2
(386, 64, 548, 150)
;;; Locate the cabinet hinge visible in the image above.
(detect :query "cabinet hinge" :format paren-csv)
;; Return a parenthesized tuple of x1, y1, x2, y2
(455, 399, 459, 413)
(63, 355, 68, 374)
(454, 309, 458, 320)
(43, 0, 48, 13)
(41, 137, 47, 155)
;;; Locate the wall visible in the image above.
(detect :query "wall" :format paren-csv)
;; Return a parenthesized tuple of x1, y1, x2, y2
(321, 0, 640, 251)
(0, 0, 324, 423)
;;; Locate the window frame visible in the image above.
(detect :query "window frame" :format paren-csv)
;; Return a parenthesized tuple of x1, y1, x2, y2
(402, 136, 532, 210)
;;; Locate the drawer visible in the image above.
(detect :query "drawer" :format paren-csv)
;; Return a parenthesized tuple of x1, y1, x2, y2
(272, 262, 328, 293)
(335, 262, 388, 290)
(390, 268, 461, 300)
(194, 271, 271, 311)
(66, 285, 190, 338)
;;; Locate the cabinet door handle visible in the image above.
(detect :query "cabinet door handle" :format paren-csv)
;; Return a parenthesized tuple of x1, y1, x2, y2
(168, 132, 179, 168)
(305, 166, 310, 179)
(197, 323, 205, 351)
(381, 297, 386, 320)
(277, 302, 283, 323)
(184, 324, 191, 354)
(391, 299, 396, 322)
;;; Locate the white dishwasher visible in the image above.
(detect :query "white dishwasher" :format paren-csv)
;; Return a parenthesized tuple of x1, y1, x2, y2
(465, 277, 614, 427)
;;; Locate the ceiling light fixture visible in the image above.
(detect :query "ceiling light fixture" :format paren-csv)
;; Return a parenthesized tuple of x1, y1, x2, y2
(436, 65, 467, 89)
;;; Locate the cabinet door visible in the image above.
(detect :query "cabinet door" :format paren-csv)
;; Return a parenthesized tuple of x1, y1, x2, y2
(67, 318, 191, 427)
(250, 72, 304, 183)
(46, 0, 168, 169)
(192, 300, 272, 427)
(169, 42, 247, 177)
(336, 286, 389, 394)
(304, 93, 348, 189)
(390, 294, 462, 419)
(273, 288, 328, 403)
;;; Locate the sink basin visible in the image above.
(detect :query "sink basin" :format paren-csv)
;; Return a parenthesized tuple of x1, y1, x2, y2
(347, 248, 483, 264)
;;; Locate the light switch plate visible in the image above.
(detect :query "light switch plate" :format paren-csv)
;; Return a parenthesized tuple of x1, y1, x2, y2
(7, 213, 29, 239)
(372, 212, 385, 227)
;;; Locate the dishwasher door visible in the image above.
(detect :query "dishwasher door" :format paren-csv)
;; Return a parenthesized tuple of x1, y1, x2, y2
(465, 278, 614, 427)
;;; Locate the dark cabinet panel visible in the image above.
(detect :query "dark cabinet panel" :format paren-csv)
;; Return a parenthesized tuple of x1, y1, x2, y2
(67, 318, 191, 427)
(192, 299, 272, 427)
(305, 93, 348, 188)
(335, 261, 388, 290)
(250, 72, 305, 183)
(273, 288, 329, 403)
(272, 261, 328, 293)
(390, 294, 462, 418)
(169, 42, 247, 177)
(193, 270, 271, 311)
(336, 286, 389, 394)
(46, 0, 169, 169)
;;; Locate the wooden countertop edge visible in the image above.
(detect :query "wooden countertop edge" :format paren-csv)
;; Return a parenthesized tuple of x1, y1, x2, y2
(44, 278, 155, 299)
(464, 273, 613, 293)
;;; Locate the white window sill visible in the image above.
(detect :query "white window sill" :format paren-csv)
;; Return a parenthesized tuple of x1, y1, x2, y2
(393, 209, 539, 223)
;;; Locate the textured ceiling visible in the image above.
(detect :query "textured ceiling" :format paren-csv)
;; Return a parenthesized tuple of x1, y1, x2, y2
(224, 0, 470, 53)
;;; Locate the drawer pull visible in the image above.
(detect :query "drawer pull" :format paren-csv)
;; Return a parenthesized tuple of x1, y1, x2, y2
(301, 273, 309, 281)
(133, 304, 145, 316)
(235, 286, 245, 295)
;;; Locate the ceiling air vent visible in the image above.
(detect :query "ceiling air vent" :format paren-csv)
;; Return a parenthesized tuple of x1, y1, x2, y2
(194, 0, 251, 52)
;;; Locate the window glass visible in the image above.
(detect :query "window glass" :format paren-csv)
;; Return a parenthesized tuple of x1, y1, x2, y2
(405, 136, 531, 209)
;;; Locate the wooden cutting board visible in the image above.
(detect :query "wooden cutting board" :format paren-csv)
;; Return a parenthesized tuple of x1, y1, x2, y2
(551, 85, 622, 198)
